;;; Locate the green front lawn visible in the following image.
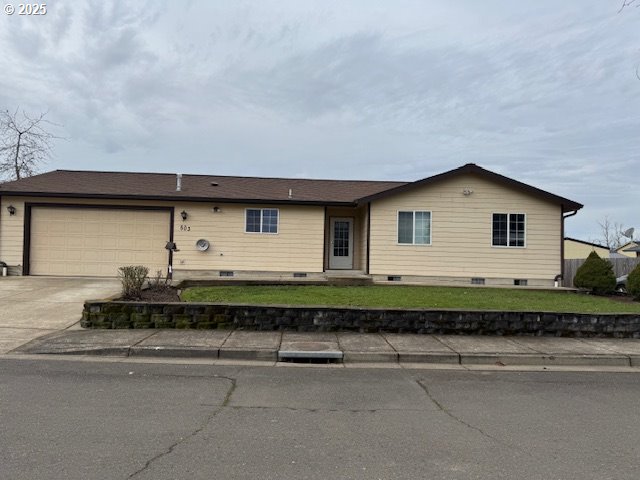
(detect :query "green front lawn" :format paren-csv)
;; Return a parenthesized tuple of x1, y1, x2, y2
(181, 285, 640, 314)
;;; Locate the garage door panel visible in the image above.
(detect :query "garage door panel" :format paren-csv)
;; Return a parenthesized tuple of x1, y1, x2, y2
(100, 224, 119, 236)
(29, 207, 171, 277)
(66, 237, 85, 249)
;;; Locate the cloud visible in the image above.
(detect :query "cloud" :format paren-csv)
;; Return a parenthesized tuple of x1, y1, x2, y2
(0, 0, 638, 239)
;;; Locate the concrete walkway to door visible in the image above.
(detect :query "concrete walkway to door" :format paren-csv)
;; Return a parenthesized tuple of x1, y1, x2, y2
(0, 277, 121, 354)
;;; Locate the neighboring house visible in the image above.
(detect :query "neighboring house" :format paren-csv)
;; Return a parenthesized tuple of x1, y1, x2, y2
(0, 163, 583, 286)
(616, 241, 640, 258)
(563, 237, 610, 259)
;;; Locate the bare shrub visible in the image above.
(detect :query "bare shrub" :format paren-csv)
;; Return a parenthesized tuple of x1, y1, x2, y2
(147, 269, 172, 292)
(118, 265, 149, 300)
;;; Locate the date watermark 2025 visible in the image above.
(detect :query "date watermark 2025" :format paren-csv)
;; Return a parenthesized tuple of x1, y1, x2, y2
(4, 3, 47, 15)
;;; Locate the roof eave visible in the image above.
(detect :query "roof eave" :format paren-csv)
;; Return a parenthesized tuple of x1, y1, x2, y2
(0, 191, 357, 207)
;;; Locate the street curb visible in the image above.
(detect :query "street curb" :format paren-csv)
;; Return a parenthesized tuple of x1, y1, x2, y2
(14, 345, 635, 368)
(397, 352, 461, 364)
(219, 348, 278, 361)
(129, 346, 220, 359)
(22, 346, 131, 357)
(342, 352, 397, 363)
(459, 353, 632, 367)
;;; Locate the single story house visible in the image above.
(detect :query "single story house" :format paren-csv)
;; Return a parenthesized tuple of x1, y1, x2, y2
(0, 163, 583, 286)
(616, 241, 640, 258)
(563, 237, 610, 259)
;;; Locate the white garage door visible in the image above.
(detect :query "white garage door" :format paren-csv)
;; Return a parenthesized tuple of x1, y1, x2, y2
(29, 207, 171, 277)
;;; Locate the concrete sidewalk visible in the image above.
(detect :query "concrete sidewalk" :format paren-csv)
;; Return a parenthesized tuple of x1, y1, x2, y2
(11, 329, 640, 368)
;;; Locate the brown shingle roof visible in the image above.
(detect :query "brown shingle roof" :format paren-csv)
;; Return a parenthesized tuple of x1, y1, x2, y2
(0, 164, 583, 211)
(0, 170, 407, 205)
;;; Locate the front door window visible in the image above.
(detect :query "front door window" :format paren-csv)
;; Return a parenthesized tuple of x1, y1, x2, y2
(329, 217, 353, 269)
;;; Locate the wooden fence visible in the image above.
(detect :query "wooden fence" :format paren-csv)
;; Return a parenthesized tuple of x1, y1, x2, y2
(563, 257, 640, 287)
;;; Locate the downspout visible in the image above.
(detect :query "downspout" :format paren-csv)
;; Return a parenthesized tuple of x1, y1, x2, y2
(560, 207, 579, 286)
(167, 207, 175, 279)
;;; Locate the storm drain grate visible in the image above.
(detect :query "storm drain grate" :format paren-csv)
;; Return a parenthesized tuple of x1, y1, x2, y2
(278, 350, 344, 364)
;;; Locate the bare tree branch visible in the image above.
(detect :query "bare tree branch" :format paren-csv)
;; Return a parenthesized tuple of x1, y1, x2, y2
(597, 216, 627, 250)
(0, 109, 62, 181)
(618, 0, 639, 13)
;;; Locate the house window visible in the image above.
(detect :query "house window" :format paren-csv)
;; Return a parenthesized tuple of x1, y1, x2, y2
(492, 213, 525, 247)
(398, 211, 431, 245)
(245, 208, 279, 234)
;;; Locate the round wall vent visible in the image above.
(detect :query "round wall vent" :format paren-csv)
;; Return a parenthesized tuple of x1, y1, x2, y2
(196, 239, 210, 251)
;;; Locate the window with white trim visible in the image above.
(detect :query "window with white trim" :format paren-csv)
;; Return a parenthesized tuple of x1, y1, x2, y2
(398, 211, 431, 245)
(245, 208, 279, 233)
(492, 213, 525, 247)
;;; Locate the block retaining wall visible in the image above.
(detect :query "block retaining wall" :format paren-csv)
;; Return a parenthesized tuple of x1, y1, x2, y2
(82, 301, 640, 337)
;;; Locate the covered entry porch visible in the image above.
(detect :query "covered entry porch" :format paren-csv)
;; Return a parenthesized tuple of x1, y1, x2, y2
(323, 205, 369, 273)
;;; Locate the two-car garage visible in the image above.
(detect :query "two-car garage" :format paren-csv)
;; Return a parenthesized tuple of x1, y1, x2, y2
(25, 205, 171, 277)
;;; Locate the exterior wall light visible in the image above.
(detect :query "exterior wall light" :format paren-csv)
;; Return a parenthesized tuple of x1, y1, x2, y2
(213, 206, 221, 213)
(7, 205, 16, 216)
(180, 210, 188, 221)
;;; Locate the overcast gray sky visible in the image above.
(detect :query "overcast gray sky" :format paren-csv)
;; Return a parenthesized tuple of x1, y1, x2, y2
(1, 0, 638, 241)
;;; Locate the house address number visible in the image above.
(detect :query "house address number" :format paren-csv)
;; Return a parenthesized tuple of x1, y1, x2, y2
(180, 225, 191, 231)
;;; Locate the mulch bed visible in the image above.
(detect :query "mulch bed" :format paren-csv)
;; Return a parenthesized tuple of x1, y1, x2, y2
(121, 287, 181, 302)
(604, 294, 636, 304)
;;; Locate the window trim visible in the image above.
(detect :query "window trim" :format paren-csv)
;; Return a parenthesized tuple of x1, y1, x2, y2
(396, 210, 432, 246)
(244, 208, 279, 234)
(491, 212, 526, 248)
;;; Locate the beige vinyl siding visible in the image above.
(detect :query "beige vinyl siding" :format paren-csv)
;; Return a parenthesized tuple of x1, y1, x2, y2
(358, 206, 368, 271)
(615, 242, 638, 258)
(1, 197, 173, 276)
(172, 203, 325, 272)
(1, 196, 325, 275)
(564, 239, 610, 260)
(0, 196, 26, 271)
(368, 174, 562, 280)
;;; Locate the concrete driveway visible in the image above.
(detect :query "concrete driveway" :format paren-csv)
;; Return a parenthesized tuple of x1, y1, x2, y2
(0, 277, 120, 354)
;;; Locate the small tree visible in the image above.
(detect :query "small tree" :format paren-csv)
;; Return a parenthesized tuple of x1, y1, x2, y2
(573, 251, 616, 295)
(628, 264, 640, 301)
(0, 109, 60, 181)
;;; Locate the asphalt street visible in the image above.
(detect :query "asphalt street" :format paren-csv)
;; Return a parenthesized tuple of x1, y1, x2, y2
(1, 358, 639, 480)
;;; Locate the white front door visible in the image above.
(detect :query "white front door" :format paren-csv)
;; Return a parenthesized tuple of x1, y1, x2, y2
(329, 217, 354, 269)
